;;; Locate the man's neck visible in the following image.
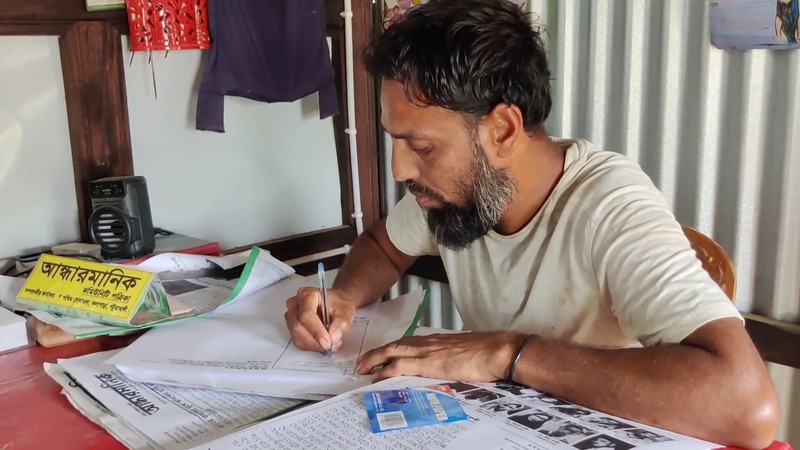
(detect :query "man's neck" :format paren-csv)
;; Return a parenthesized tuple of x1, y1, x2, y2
(493, 136, 566, 235)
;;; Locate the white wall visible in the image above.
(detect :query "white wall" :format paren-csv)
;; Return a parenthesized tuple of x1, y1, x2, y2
(123, 39, 343, 251)
(0, 37, 79, 259)
(0, 35, 345, 259)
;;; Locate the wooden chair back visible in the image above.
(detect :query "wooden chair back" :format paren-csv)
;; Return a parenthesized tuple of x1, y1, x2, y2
(681, 225, 736, 301)
(681, 227, 800, 370)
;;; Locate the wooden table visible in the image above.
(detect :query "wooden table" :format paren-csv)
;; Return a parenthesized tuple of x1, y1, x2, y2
(0, 335, 139, 450)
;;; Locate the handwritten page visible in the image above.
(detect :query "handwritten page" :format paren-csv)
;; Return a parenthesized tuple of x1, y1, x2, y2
(272, 318, 369, 376)
(49, 350, 304, 450)
(107, 277, 425, 398)
(193, 377, 720, 450)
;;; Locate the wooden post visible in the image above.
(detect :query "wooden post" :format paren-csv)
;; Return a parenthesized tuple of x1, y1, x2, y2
(59, 21, 134, 240)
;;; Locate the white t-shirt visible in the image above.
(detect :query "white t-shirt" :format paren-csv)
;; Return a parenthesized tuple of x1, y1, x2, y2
(386, 139, 741, 347)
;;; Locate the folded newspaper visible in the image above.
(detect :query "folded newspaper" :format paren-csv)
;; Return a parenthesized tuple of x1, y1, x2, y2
(46, 349, 305, 450)
(195, 376, 724, 450)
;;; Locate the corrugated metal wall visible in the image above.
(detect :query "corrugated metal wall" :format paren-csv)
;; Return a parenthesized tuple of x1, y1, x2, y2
(382, 0, 799, 444)
(535, 1, 800, 442)
(540, 0, 800, 321)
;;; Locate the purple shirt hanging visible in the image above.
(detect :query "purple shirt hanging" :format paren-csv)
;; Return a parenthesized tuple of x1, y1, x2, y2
(196, 0, 340, 132)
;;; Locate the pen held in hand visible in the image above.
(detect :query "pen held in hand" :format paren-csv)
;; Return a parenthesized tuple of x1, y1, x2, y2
(317, 262, 333, 357)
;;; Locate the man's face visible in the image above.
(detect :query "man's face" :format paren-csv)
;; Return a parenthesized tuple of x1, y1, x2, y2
(593, 438, 612, 447)
(529, 413, 551, 422)
(496, 402, 523, 411)
(381, 80, 516, 250)
(593, 417, 618, 426)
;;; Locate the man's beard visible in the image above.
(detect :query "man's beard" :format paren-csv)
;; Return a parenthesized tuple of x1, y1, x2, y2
(406, 137, 516, 251)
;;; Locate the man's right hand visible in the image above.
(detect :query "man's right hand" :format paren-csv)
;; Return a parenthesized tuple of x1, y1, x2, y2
(284, 287, 356, 354)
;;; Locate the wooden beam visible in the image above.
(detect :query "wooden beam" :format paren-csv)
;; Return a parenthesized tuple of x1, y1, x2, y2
(60, 22, 134, 240)
(744, 312, 800, 369)
(0, 0, 343, 36)
(227, 226, 357, 263)
(293, 254, 347, 277)
(350, 0, 381, 228)
(0, 0, 126, 35)
(324, 0, 345, 31)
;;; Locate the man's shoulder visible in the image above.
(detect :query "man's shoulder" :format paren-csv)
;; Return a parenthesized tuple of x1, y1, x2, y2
(566, 140, 650, 186)
(560, 140, 665, 216)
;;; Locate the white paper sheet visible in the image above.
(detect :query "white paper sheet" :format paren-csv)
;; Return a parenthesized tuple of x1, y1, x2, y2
(157, 247, 295, 317)
(108, 276, 425, 398)
(192, 377, 720, 450)
(0, 305, 29, 353)
(131, 251, 250, 273)
(49, 350, 304, 450)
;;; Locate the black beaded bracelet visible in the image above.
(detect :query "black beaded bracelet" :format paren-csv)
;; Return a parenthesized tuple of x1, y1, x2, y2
(507, 334, 536, 382)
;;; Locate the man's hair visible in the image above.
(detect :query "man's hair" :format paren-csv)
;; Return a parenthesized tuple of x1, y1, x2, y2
(364, 0, 551, 132)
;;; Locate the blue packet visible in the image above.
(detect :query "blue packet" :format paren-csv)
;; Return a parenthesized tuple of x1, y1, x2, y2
(363, 385, 469, 433)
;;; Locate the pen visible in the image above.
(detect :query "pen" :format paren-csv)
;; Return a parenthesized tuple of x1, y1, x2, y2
(317, 262, 332, 357)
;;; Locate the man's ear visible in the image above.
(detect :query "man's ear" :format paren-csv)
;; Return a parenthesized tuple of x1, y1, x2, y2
(479, 103, 524, 162)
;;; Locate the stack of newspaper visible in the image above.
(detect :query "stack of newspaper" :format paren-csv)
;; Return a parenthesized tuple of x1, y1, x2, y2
(41, 256, 428, 449)
(46, 349, 305, 450)
(47, 350, 724, 450)
(24, 251, 723, 450)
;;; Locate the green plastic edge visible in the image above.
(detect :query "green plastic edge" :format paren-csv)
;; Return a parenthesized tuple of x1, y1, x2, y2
(403, 288, 429, 337)
(224, 246, 260, 304)
(86, 2, 125, 11)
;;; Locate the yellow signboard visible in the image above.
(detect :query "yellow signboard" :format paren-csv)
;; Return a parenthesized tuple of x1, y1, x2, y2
(17, 254, 171, 327)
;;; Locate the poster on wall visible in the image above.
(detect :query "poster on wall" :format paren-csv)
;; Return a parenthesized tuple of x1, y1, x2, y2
(383, 0, 528, 29)
(710, 0, 800, 49)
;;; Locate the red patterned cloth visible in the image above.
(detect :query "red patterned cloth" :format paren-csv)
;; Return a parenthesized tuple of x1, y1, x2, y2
(126, 0, 211, 52)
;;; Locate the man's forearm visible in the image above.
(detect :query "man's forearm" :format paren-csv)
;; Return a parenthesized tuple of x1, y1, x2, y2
(332, 224, 414, 308)
(510, 320, 777, 449)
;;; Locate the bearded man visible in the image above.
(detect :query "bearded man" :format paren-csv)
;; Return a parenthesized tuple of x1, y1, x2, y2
(283, 1, 779, 448)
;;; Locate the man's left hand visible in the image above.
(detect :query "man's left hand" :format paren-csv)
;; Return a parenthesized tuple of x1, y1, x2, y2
(355, 332, 526, 382)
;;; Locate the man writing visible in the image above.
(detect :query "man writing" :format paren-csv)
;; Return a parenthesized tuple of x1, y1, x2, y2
(284, 0, 779, 447)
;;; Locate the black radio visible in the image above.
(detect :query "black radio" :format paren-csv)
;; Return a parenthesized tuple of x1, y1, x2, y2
(88, 176, 155, 259)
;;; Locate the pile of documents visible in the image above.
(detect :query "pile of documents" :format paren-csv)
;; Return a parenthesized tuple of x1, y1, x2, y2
(0, 247, 294, 343)
(35, 252, 428, 449)
(7, 249, 727, 449)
